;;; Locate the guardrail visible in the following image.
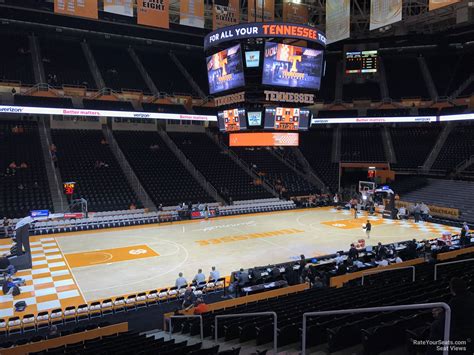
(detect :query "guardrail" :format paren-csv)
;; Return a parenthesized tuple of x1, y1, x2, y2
(434, 258, 474, 281)
(302, 303, 451, 355)
(167, 315, 203, 341)
(361, 266, 416, 285)
(214, 312, 277, 353)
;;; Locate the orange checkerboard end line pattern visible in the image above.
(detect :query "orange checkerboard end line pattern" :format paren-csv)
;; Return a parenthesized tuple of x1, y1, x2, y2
(0, 238, 84, 318)
(328, 208, 462, 234)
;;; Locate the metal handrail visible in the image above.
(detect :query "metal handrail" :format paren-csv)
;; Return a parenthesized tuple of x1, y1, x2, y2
(361, 266, 416, 285)
(434, 258, 474, 281)
(167, 315, 203, 341)
(214, 312, 277, 353)
(302, 303, 451, 355)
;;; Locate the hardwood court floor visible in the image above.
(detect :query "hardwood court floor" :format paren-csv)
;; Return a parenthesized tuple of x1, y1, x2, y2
(0, 207, 461, 318)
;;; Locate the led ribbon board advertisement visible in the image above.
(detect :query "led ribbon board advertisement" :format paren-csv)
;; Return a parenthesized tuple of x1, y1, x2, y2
(311, 116, 437, 124)
(204, 23, 327, 50)
(0, 106, 217, 122)
(262, 42, 324, 90)
(207, 44, 245, 95)
(229, 132, 299, 146)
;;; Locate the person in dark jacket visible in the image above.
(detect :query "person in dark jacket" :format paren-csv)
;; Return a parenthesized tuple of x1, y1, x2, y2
(348, 244, 359, 261)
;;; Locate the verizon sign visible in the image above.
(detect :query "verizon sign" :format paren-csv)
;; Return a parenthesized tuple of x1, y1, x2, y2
(311, 116, 437, 124)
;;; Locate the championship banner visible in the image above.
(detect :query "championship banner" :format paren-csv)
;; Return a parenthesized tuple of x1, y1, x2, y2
(429, 0, 459, 11)
(369, 0, 402, 31)
(54, 0, 98, 19)
(213, 0, 240, 30)
(104, 0, 134, 17)
(325, 0, 350, 44)
(180, 0, 205, 28)
(282, 2, 308, 24)
(137, 0, 169, 29)
(248, 0, 274, 22)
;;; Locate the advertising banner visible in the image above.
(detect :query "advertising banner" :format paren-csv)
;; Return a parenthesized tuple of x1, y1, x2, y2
(395, 201, 460, 220)
(282, 2, 308, 24)
(0, 105, 216, 122)
(429, 0, 459, 11)
(54, 0, 98, 19)
(104, 0, 134, 17)
(325, 0, 350, 44)
(229, 132, 299, 146)
(248, 0, 274, 22)
(369, 0, 402, 30)
(137, 0, 169, 29)
(438, 113, 474, 122)
(311, 116, 437, 125)
(262, 42, 324, 90)
(213, 0, 240, 30)
(204, 22, 327, 50)
(180, 0, 205, 28)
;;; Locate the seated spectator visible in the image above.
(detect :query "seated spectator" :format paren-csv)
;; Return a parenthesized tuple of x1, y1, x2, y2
(100, 138, 108, 145)
(193, 269, 206, 284)
(334, 253, 344, 265)
(348, 243, 359, 261)
(17, 184, 25, 190)
(336, 260, 349, 275)
(193, 298, 209, 315)
(2, 218, 10, 238)
(175, 272, 187, 289)
(393, 253, 403, 264)
(0, 256, 15, 276)
(182, 287, 196, 310)
(312, 276, 324, 289)
(209, 266, 220, 282)
(19, 162, 28, 169)
(50, 143, 57, 153)
(375, 256, 389, 267)
(8, 161, 17, 169)
(129, 203, 136, 210)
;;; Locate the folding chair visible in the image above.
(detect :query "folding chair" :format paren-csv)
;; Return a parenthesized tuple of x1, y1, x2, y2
(64, 306, 77, 324)
(89, 302, 102, 319)
(50, 308, 63, 326)
(22, 314, 36, 333)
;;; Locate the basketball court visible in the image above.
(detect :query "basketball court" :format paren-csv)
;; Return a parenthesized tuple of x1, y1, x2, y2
(0, 207, 461, 318)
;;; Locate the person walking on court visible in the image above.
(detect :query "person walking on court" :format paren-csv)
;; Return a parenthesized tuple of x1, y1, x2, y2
(363, 220, 372, 239)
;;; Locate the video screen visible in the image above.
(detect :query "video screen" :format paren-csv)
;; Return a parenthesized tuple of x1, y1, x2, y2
(262, 42, 324, 90)
(218, 108, 247, 132)
(345, 50, 378, 74)
(229, 132, 299, 147)
(264, 107, 310, 131)
(207, 44, 245, 94)
(245, 51, 260, 67)
(247, 111, 262, 126)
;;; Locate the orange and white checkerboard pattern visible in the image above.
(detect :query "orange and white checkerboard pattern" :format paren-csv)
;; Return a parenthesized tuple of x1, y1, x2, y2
(329, 208, 462, 235)
(0, 237, 84, 318)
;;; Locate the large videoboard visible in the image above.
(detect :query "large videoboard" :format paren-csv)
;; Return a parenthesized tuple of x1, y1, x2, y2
(345, 50, 378, 74)
(207, 44, 245, 95)
(217, 108, 247, 132)
(262, 42, 324, 90)
(264, 107, 310, 131)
